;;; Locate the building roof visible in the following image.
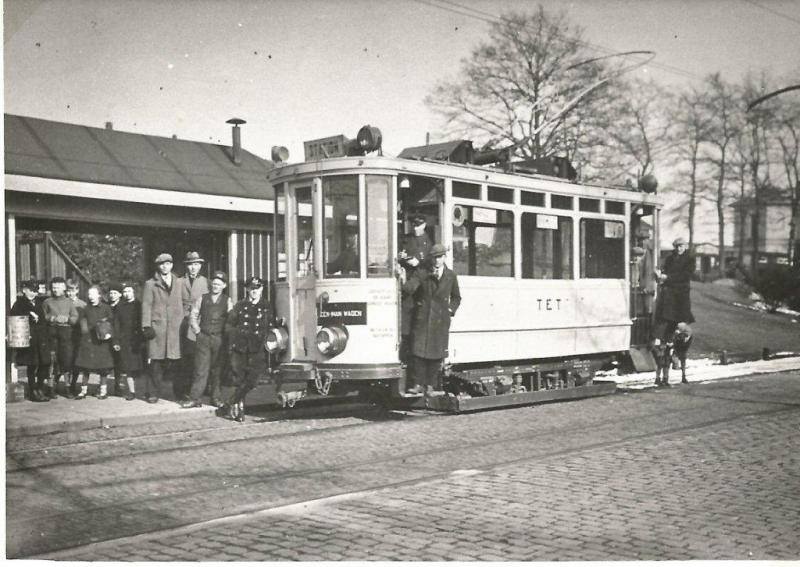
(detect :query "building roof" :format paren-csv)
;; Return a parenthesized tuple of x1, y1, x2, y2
(4, 114, 274, 199)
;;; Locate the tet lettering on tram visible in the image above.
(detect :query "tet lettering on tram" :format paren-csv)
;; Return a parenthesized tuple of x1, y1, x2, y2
(318, 302, 368, 325)
(537, 298, 564, 311)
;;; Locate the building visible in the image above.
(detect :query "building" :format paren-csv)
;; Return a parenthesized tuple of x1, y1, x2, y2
(731, 186, 796, 268)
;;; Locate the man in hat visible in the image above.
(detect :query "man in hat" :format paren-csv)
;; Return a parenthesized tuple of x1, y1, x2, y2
(181, 270, 233, 408)
(654, 237, 695, 339)
(397, 214, 433, 391)
(141, 253, 184, 403)
(178, 251, 209, 400)
(10, 279, 52, 402)
(219, 276, 272, 422)
(42, 276, 79, 398)
(403, 244, 461, 395)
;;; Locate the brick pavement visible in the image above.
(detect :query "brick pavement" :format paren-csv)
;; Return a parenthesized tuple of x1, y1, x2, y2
(27, 372, 800, 561)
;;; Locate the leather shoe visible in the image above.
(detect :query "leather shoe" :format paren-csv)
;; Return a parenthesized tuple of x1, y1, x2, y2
(146, 395, 159, 404)
(210, 397, 223, 408)
(125, 392, 136, 401)
(179, 399, 202, 409)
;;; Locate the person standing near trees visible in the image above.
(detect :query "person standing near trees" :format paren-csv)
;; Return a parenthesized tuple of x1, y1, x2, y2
(141, 253, 184, 404)
(654, 237, 695, 338)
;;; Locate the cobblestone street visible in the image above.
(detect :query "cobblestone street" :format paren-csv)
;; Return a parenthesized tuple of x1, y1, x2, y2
(10, 371, 800, 560)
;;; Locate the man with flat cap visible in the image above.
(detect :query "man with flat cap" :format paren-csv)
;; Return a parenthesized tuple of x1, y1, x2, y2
(219, 276, 272, 422)
(181, 270, 233, 408)
(397, 214, 433, 392)
(141, 253, 184, 403)
(178, 251, 210, 400)
(654, 236, 696, 339)
(403, 243, 461, 395)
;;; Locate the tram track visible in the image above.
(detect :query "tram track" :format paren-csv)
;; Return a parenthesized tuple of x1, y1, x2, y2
(28, 392, 800, 560)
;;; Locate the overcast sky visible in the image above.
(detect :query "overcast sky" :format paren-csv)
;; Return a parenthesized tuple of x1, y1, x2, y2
(5, 0, 800, 163)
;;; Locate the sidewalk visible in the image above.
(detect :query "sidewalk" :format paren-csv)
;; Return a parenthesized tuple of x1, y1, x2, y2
(6, 357, 800, 438)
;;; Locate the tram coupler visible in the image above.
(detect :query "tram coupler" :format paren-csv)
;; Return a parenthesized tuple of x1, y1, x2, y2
(277, 390, 306, 408)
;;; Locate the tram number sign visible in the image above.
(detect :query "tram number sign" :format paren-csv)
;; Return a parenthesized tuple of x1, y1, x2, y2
(604, 221, 624, 239)
(318, 302, 368, 325)
(536, 214, 558, 230)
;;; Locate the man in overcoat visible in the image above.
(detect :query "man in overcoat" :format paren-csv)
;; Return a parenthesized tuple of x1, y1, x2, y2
(141, 253, 184, 403)
(654, 237, 695, 338)
(397, 214, 432, 388)
(404, 244, 461, 394)
(178, 251, 209, 400)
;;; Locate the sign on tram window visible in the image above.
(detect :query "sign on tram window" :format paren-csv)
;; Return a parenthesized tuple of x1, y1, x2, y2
(536, 214, 558, 230)
(604, 221, 624, 239)
(472, 207, 497, 224)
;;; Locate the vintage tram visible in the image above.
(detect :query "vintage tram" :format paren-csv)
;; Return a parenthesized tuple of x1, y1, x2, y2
(262, 127, 662, 412)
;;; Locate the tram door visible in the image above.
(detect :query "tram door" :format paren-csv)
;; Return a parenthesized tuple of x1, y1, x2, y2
(398, 175, 444, 252)
(629, 206, 657, 348)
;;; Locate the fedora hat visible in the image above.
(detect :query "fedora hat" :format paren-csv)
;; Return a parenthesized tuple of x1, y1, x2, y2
(183, 251, 205, 264)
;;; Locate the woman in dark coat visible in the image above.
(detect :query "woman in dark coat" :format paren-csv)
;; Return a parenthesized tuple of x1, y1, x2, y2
(74, 285, 118, 400)
(110, 282, 142, 400)
(654, 237, 695, 338)
(9, 279, 51, 402)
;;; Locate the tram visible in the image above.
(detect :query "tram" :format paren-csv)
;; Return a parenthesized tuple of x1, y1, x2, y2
(262, 126, 662, 412)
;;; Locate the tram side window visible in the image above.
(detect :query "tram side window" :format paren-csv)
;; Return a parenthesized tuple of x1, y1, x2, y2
(521, 213, 573, 279)
(580, 219, 625, 278)
(296, 186, 314, 277)
(323, 175, 360, 278)
(365, 175, 392, 277)
(275, 184, 287, 281)
(452, 205, 514, 277)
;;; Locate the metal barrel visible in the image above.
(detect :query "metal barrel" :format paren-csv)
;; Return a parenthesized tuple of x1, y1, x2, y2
(7, 316, 31, 348)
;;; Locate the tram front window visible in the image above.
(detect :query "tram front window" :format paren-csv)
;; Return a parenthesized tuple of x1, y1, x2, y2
(366, 175, 392, 277)
(323, 175, 360, 278)
(296, 186, 313, 277)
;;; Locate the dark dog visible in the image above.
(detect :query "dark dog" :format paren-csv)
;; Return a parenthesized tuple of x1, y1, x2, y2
(671, 322, 693, 384)
(651, 338, 674, 387)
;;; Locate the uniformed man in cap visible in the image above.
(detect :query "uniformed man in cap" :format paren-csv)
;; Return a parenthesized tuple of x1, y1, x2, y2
(178, 251, 209, 400)
(219, 276, 272, 421)
(403, 243, 461, 395)
(181, 270, 233, 408)
(141, 252, 184, 403)
(398, 214, 432, 392)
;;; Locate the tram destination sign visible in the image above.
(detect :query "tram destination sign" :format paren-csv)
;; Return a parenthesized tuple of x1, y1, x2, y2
(318, 302, 368, 325)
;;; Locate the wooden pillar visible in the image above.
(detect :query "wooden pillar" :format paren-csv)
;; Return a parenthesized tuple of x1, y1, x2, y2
(228, 231, 238, 303)
(6, 213, 19, 383)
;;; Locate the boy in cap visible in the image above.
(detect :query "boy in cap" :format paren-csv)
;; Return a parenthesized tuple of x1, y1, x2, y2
(178, 251, 209, 400)
(218, 276, 272, 422)
(10, 279, 52, 402)
(181, 270, 233, 408)
(65, 279, 87, 395)
(42, 276, 79, 398)
(141, 253, 184, 403)
(403, 244, 461, 395)
(110, 281, 142, 400)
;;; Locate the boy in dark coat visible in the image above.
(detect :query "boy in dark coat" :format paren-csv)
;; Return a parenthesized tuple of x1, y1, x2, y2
(403, 244, 461, 395)
(10, 279, 52, 402)
(74, 285, 118, 400)
(110, 281, 142, 400)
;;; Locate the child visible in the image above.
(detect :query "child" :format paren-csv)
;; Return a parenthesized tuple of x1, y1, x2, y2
(65, 279, 87, 395)
(671, 322, 693, 384)
(42, 276, 79, 398)
(10, 279, 51, 402)
(110, 281, 142, 400)
(74, 285, 118, 400)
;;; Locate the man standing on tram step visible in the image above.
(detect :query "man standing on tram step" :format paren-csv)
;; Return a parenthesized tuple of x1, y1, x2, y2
(42, 276, 79, 398)
(141, 253, 184, 404)
(218, 276, 271, 422)
(404, 243, 461, 395)
(178, 251, 209, 401)
(181, 270, 233, 409)
(397, 214, 432, 391)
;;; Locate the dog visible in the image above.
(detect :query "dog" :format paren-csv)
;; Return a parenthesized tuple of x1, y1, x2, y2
(651, 337, 674, 387)
(671, 322, 693, 384)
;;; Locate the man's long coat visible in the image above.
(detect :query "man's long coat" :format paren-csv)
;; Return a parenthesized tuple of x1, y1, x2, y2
(405, 266, 461, 360)
(655, 251, 695, 324)
(141, 272, 184, 360)
(181, 274, 209, 341)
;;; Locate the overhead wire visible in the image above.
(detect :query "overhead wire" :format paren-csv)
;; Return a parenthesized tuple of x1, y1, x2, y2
(740, 0, 800, 27)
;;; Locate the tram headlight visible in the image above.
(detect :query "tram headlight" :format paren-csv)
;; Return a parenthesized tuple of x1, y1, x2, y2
(316, 325, 348, 356)
(265, 327, 289, 353)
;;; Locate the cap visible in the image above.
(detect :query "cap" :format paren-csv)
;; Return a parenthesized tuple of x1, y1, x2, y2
(154, 253, 173, 264)
(50, 276, 66, 285)
(211, 270, 227, 283)
(108, 281, 123, 293)
(430, 243, 447, 257)
(120, 280, 135, 291)
(19, 278, 37, 290)
(245, 276, 264, 289)
(412, 214, 426, 225)
(183, 251, 205, 264)
(673, 237, 687, 247)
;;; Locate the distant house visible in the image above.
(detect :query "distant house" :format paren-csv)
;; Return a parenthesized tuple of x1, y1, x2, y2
(730, 186, 796, 268)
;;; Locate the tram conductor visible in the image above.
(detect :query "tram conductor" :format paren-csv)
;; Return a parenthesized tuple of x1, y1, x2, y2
(403, 243, 461, 395)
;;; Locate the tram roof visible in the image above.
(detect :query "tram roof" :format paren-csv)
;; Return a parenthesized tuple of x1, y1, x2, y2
(267, 155, 663, 206)
(4, 114, 275, 200)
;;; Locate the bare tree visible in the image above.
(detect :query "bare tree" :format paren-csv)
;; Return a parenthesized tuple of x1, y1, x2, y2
(773, 97, 800, 265)
(425, 7, 610, 161)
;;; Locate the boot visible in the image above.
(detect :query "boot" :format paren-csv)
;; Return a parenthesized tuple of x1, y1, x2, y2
(96, 381, 108, 400)
(125, 376, 136, 400)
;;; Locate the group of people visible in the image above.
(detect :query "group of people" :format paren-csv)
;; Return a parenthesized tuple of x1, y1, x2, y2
(10, 251, 272, 422)
(398, 214, 462, 395)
